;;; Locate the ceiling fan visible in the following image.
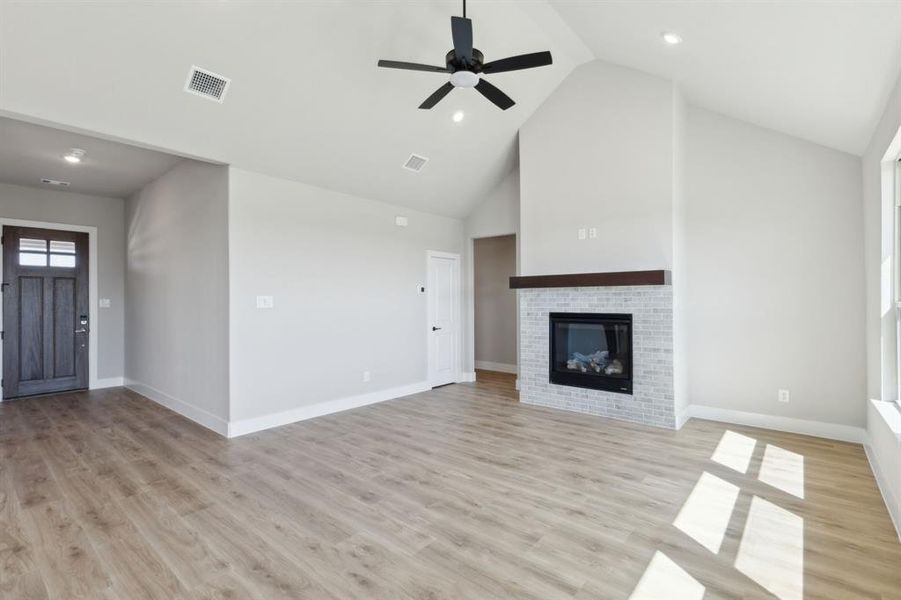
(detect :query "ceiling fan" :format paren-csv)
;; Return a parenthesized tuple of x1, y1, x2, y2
(377, 0, 552, 111)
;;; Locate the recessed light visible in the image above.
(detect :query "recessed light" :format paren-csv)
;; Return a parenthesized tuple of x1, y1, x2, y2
(452, 110, 465, 123)
(661, 32, 682, 45)
(64, 148, 86, 164)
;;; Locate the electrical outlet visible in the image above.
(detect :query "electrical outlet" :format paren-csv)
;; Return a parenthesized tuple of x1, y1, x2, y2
(588, 227, 597, 239)
(578, 228, 587, 240)
(99, 298, 111, 308)
(255, 295, 274, 309)
(362, 371, 371, 382)
(778, 389, 790, 403)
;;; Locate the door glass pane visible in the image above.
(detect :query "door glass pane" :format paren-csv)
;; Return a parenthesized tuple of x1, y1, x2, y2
(19, 252, 47, 267)
(49, 254, 76, 268)
(49, 240, 76, 254)
(19, 238, 47, 252)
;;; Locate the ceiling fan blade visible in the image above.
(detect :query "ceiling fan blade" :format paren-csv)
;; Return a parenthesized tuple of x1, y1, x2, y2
(419, 82, 455, 109)
(475, 78, 514, 110)
(451, 16, 473, 65)
(378, 60, 451, 73)
(482, 51, 553, 74)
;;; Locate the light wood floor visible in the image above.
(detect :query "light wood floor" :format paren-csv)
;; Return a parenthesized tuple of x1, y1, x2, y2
(1, 371, 899, 599)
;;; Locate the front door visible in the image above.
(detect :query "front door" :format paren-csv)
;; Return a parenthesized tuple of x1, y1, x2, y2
(2, 226, 89, 399)
(427, 252, 459, 387)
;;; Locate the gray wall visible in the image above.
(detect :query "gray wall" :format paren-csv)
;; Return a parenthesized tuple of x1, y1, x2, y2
(125, 161, 229, 428)
(684, 107, 865, 427)
(228, 168, 464, 423)
(463, 170, 520, 375)
(519, 60, 676, 276)
(0, 182, 124, 381)
(474, 235, 517, 369)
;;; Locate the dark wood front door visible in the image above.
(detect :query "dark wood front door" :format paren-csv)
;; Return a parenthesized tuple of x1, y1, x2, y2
(2, 226, 89, 399)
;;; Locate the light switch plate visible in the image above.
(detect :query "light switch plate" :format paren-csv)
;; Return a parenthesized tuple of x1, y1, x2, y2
(99, 298, 111, 308)
(395, 216, 408, 227)
(256, 295, 274, 309)
(588, 227, 597, 239)
(578, 228, 587, 240)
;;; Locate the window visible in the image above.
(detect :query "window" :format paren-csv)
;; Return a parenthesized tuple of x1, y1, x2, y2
(896, 159, 901, 408)
(18, 238, 76, 268)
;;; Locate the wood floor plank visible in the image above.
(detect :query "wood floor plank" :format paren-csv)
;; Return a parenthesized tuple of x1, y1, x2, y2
(1, 371, 899, 599)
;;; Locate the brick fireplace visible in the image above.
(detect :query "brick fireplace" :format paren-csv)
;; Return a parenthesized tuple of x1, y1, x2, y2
(513, 271, 675, 429)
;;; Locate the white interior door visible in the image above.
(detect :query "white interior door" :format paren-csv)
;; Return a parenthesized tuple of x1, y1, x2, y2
(428, 252, 459, 387)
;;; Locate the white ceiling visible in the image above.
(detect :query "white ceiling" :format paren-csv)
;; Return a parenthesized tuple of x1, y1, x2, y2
(0, 0, 591, 218)
(1, 2, 898, 217)
(0, 116, 183, 198)
(550, 0, 901, 155)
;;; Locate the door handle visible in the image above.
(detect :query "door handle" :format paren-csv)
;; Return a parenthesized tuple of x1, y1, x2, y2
(74, 328, 87, 334)
(432, 326, 442, 331)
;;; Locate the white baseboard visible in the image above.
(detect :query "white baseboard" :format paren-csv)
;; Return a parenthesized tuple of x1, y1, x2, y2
(685, 405, 867, 444)
(458, 371, 476, 383)
(474, 361, 518, 374)
(864, 443, 901, 542)
(675, 405, 691, 430)
(227, 380, 431, 438)
(124, 379, 229, 437)
(515, 378, 520, 391)
(92, 377, 124, 389)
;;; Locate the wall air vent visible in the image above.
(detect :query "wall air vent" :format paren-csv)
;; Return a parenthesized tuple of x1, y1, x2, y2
(184, 65, 231, 103)
(41, 178, 70, 187)
(403, 154, 429, 173)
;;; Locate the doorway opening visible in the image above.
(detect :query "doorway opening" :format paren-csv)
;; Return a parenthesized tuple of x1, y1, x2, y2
(1, 223, 94, 399)
(473, 234, 517, 381)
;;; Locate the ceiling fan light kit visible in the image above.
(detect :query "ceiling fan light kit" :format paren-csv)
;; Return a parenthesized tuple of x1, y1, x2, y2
(377, 0, 552, 110)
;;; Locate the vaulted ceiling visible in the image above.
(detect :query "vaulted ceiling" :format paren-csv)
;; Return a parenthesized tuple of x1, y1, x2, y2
(550, 0, 901, 155)
(0, 0, 591, 216)
(1, 1, 899, 216)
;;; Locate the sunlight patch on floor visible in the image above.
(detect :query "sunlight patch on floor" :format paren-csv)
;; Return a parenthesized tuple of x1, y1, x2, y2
(710, 430, 757, 474)
(735, 496, 804, 600)
(673, 471, 740, 554)
(758, 444, 805, 499)
(629, 551, 705, 600)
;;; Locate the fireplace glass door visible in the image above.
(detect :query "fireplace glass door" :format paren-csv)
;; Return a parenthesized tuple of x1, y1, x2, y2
(549, 313, 632, 394)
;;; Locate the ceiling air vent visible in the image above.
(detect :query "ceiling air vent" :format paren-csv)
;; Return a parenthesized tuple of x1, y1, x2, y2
(184, 65, 231, 103)
(403, 154, 428, 173)
(41, 178, 70, 187)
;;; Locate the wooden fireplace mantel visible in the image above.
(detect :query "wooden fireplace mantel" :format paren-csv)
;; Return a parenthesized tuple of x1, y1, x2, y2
(509, 270, 671, 289)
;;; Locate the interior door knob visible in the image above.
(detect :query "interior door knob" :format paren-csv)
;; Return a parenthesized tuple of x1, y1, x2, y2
(432, 326, 442, 331)
(74, 328, 87, 333)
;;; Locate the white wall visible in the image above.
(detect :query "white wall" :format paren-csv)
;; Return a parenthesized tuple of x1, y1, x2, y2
(125, 161, 229, 431)
(672, 91, 689, 423)
(684, 107, 865, 427)
(864, 69, 901, 401)
(466, 170, 520, 240)
(228, 168, 464, 426)
(519, 60, 676, 276)
(862, 68, 901, 539)
(0, 182, 124, 382)
(474, 235, 517, 370)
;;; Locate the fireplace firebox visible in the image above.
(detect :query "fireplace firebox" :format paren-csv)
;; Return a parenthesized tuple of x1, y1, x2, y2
(549, 312, 632, 394)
